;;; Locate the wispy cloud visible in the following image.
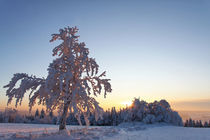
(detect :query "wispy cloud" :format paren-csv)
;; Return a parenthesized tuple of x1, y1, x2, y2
(170, 99, 210, 111)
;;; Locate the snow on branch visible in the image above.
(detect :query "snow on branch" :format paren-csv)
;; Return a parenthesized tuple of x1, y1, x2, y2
(4, 73, 45, 109)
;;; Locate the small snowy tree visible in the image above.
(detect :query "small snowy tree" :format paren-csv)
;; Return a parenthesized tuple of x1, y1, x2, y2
(192, 120, 196, 127)
(40, 109, 45, 119)
(111, 107, 117, 126)
(195, 120, 200, 127)
(188, 118, 193, 127)
(209, 120, 210, 127)
(49, 110, 54, 119)
(4, 26, 112, 130)
(35, 109, 39, 118)
(199, 120, 203, 127)
(204, 121, 208, 127)
(184, 120, 189, 127)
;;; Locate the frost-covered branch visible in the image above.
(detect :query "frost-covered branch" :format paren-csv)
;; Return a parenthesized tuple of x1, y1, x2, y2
(4, 73, 45, 110)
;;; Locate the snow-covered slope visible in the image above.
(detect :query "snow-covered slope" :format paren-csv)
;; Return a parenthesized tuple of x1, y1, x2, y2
(0, 123, 210, 140)
(111, 122, 210, 140)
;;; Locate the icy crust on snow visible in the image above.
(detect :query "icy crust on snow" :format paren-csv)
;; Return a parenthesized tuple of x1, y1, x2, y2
(1, 123, 210, 140)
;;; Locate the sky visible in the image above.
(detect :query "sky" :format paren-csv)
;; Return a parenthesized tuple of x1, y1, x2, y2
(0, 0, 210, 112)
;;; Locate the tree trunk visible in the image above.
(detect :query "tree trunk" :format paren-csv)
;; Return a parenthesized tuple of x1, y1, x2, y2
(59, 101, 70, 130)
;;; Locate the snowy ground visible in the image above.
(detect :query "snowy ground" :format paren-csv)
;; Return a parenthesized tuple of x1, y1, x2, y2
(0, 123, 210, 140)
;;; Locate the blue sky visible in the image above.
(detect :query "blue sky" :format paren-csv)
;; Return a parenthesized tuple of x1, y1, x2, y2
(0, 0, 210, 111)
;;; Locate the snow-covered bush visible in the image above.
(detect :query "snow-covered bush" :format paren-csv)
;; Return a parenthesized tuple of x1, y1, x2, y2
(117, 98, 183, 126)
(143, 114, 155, 124)
(170, 111, 183, 126)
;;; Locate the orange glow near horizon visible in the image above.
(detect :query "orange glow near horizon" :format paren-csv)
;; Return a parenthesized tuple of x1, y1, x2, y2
(1, 94, 210, 113)
(121, 101, 132, 108)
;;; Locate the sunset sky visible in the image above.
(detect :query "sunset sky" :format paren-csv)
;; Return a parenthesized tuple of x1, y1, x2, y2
(0, 0, 210, 112)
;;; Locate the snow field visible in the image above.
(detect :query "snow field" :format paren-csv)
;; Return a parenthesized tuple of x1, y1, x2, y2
(1, 123, 210, 140)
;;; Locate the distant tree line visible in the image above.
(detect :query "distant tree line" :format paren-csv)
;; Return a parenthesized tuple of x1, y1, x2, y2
(0, 108, 57, 124)
(0, 98, 183, 126)
(184, 118, 210, 128)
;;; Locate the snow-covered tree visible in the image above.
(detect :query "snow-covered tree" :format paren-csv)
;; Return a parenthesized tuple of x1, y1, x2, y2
(0, 113, 3, 123)
(49, 110, 54, 119)
(35, 109, 39, 118)
(184, 119, 189, 127)
(192, 120, 196, 127)
(130, 98, 148, 121)
(40, 109, 45, 119)
(195, 120, 200, 127)
(209, 120, 210, 127)
(3, 26, 112, 130)
(4, 108, 18, 123)
(199, 120, 203, 127)
(204, 121, 208, 127)
(111, 107, 117, 126)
